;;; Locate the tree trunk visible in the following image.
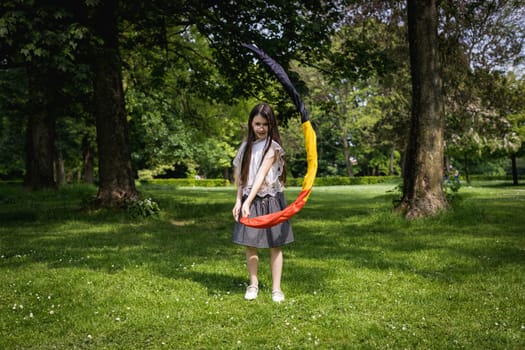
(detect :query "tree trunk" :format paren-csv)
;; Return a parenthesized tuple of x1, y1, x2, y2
(24, 66, 56, 190)
(389, 144, 395, 175)
(54, 149, 66, 186)
(223, 167, 230, 183)
(511, 153, 518, 186)
(91, 0, 138, 206)
(342, 133, 354, 177)
(462, 153, 471, 185)
(443, 156, 450, 181)
(82, 134, 95, 184)
(397, 0, 448, 219)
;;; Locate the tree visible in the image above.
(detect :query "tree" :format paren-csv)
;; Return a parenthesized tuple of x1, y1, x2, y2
(481, 72, 525, 185)
(191, 1, 341, 120)
(0, 68, 27, 179)
(117, 1, 343, 181)
(508, 110, 525, 185)
(290, 13, 407, 178)
(24, 66, 58, 189)
(90, 0, 138, 205)
(122, 23, 246, 180)
(397, 0, 448, 218)
(310, 76, 385, 177)
(1, 2, 61, 189)
(439, 0, 525, 73)
(0, 1, 97, 189)
(438, 0, 525, 184)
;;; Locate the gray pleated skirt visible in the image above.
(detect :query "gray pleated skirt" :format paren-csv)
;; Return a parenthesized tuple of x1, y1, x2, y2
(233, 192, 294, 248)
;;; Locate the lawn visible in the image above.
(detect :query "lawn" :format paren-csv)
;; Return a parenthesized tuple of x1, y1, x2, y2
(0, 182, 524, 349)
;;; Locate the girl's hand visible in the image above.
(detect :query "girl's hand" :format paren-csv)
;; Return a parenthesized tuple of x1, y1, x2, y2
(241, 200, 252, 218)
(232, 199, 242, 221)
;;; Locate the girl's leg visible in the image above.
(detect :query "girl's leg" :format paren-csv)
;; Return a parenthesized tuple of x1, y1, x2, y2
(244, 247, 259, 300)
(270, 247, 283, 292)
(246, 247, 259, 287)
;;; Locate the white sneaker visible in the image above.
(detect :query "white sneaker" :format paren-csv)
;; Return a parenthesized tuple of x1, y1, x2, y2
(272, 290, 285, 303)
(244, 285, 258, 300)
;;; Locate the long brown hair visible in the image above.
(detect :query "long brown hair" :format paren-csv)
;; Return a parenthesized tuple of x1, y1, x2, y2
(238, 103, 286, 186)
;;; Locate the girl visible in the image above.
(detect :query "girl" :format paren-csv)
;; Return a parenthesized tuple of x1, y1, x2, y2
(232, 102, 293, 302)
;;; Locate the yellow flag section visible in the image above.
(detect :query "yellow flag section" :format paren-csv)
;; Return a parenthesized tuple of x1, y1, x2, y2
(300, 120, 318, 198)
(240, 120, 317, 229)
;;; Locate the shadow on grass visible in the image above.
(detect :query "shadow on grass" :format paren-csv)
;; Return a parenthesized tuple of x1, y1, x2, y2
(181, 271, 246, 294)
(289, 190, 525, 286)
(468, 181, 525, 188)
(1, 184, 524, 294)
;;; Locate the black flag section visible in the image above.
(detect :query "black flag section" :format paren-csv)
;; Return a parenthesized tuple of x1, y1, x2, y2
(241, 43, 309, 123)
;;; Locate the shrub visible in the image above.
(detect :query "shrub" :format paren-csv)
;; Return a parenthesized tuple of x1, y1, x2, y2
(469, 174, 525, 181)
(142, 176, 401, 188)
(311, 175, 400, 186)
(142, 178, 230, 187)
(125, 197, 161, 218)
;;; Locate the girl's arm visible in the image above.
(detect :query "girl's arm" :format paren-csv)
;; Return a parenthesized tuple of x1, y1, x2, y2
(241, 150, 278, 218)
(232, 183, 243, 221)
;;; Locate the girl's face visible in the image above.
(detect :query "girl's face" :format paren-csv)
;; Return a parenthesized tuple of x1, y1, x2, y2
(251, 114, 269, 140)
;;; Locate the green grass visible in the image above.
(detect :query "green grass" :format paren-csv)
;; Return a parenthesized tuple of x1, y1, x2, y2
(0, 182, 524, 349)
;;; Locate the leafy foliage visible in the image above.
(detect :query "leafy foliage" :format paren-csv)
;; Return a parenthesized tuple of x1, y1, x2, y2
(125, 197, 160, 218)
(292, 16, 408, 177)
(0, 68, 27, 177)
(1, 0, 525, 188)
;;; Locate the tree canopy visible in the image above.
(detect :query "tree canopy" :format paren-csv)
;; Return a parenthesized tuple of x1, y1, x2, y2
(1, 0, 524, 211)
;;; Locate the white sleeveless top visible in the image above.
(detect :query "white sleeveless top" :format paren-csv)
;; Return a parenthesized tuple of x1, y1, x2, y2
(233, 138, 285, 197)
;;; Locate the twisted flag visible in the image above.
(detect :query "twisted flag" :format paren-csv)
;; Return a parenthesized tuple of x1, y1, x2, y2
(240, 44, 318, 229)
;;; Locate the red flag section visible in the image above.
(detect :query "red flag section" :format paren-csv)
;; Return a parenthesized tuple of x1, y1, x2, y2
(240, 189, 311, 229)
